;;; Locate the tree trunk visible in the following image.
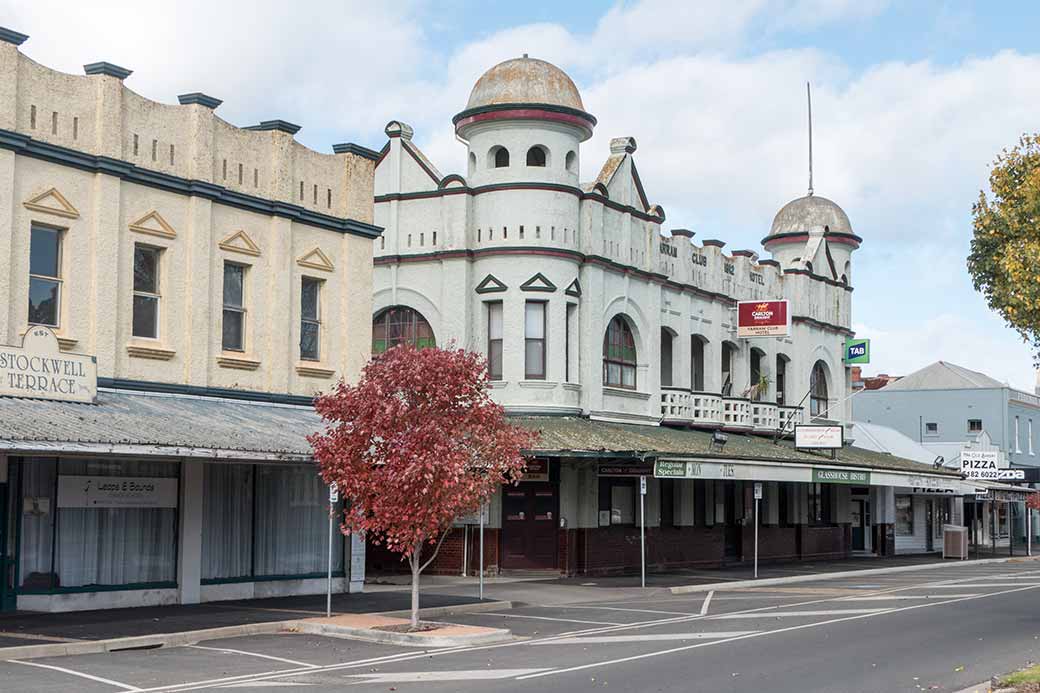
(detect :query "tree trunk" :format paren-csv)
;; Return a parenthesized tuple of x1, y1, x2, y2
(409, 543, 422, 629)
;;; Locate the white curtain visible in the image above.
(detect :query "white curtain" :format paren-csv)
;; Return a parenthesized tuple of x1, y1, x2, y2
(254, 465, 342, 577)
(201, 464, 254, 580)
(18, 459, 57, 588)
(55, 459, 178, 587)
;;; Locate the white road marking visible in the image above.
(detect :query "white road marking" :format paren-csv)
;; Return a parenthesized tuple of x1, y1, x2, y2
(0, 631, 81, 643)
(839, 594, 979, 601)
(708, 608, 886, 619)
(345, 668, 550, 683)
(560, 605, 695, 616)
(515, 583, 1040, 681)
(485, 612, 623, 626)
(529, 631, 758, 644)
(220, 683, 315, 688)
(700, 590, 714, 616)
(924, 583, 1040, 588)
(188, 645, 319, 668)
(6, 659, 143, 691)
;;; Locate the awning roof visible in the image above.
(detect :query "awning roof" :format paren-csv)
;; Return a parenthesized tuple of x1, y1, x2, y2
(514, 416, 964, 478)
(0, 388, 321, 461)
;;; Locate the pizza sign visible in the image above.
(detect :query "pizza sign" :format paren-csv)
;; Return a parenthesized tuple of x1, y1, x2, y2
(737, 300, 790, 338)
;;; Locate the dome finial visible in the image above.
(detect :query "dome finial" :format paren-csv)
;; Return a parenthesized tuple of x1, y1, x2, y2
(522, 53, 528, 59)
(807, 81, 814, 197)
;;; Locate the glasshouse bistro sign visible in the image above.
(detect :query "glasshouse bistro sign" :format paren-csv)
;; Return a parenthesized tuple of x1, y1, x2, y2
(0, 327, 97, 403)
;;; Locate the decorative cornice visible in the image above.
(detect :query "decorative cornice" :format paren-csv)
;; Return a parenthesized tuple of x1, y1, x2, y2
(731, 250, 758, 258)
(177, 93, 223, 109)
(83, 62, 132, 80)
(129, 210, 176, 239)
(0, 27, 29, 46)
(23, 187, 80, 219)
(475, 273, 508, 294)
(701, 239, 726, 248)
(332, 142, 380, 160)
(247, 119, 301, 135)
(565, 278, 582, 297)
(762, 230, 863, 248)
(97, 377, 314, 406)
(296, 247, 335, 272)
(782, 267, 854, 291)
(453, 102, 597, 128)
(218, 229, 261, 257)
(0, 128, 383, 240)
(670, 228, 695, 239)
(757, 259, 781, 268)
(375, 181, 665, 224)
(792, 315, 855, 336)
(296, 364, 336, 378)
(56, 336, 78, 351)
(520, 272, 558, 293)
(217, 355, 262, 371)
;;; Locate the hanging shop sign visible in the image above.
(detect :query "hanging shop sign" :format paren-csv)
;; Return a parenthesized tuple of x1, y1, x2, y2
(599, 462, 654, 477)
(57, 476, 179, 509)
(795, 424, 844, 450)
(737, 300, 790, 338)
(0, 326, 97, 403)
(960, 450, 1002, 480)
(523, 458, 551, 482)
(844, 338, 870, 364)
(812, 468, 871, 485)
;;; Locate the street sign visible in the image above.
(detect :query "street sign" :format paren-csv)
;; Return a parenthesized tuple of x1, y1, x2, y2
(737, 300, 790, 338)
(639, 476, 647, 495)
(754, 482, 763, 500)
(844, 338, 870, 364)
(329, 482, 339, 504)
(960, 450, 1001, 480)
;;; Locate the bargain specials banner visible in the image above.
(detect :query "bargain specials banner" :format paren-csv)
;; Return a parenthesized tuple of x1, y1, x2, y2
(737, 300, 790, 337)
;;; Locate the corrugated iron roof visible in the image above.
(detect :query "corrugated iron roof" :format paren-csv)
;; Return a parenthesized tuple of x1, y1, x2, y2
(0, 388, 321, 459)
(514, 416, 962, 477)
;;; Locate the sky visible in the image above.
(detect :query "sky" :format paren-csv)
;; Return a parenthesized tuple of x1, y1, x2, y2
(4, 0, 1039, 391)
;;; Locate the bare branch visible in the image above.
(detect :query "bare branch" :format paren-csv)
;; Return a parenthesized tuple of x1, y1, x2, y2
(419, 527, 453, 573)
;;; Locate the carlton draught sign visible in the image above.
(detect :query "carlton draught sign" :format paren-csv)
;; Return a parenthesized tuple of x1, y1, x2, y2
(737, 300, 790, 338)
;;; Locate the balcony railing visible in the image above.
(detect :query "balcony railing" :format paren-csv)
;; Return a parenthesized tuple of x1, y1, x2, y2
(660, 387, 803, 435)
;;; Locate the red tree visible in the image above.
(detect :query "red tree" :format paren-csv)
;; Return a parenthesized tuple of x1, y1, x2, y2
(310, 345, 537, 627)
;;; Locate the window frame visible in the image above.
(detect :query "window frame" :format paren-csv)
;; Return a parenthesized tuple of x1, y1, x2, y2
(895, 495, 914, 536)
(27, 223, 63, 328)
(810, 361, 829, 419)
(526, 145, 547, 167)
(371, 305, 435, 354)
(300, 276, 322, 361)
(807, 482, 833, 526)
(487, 301, 504, 381)
(924, 422, 939, 436)
(968, 419, 983, 433)
(131, 243, 162, 340)
(221, 261, 247, 352)
(598, 477, 637, 527)
(602, 315, 637, 390)
(524, 300, 547, 380)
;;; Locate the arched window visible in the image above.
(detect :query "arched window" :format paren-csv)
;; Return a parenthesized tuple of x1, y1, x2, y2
(565, 150, 577, 172)
(775, 354, 789, 406)
(810, 360, 829, 418)
(372, 306, 435, 354)
(491, 146, 510, 168)
(603, 316, 637, 389)
(721, 342, 737, 396)
(526, 146, 547, 167)
(748, 347, 766, 401)
(468, 152, 476, 176)
(691, 335, 707, 391)
(660, 328, 675, 387)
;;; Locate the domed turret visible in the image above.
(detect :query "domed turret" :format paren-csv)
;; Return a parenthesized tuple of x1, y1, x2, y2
(767, 195, 853, 238)
(762, 193, 862, 280)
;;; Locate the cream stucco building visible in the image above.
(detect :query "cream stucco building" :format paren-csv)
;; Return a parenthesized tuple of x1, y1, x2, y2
(0, 28, 381, 611)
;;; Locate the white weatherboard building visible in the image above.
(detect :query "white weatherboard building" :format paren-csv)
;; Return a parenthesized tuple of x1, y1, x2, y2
(369, 56, 970, 576)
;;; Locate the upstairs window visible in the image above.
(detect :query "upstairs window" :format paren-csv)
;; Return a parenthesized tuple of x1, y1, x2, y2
(491, 146, 510, 168)
(132, 245, 161, 339)
(300, 277, 321, 361)
(526, 146, 547, 167)
(372, 306, 435, 354)
(924, 422, 939, 435)
(524, 301, 546, 379)
(487, 302, 503, 380)
(968, 419, 983, 433)
(603, 315, 637, 389)
(810, 361, 829, 419)
(28, 225, 62, 327)
(222, 263, 246, 351)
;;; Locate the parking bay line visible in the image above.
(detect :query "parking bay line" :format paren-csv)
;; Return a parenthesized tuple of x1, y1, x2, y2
(6, 659, 143, 691)
(529, 631, 758, 645)
(484, 612, 624, 626)
(560, 605, 696, 617)
(707, 608, 886, 619)
(515, 583, 1040, 682)
(187, 645, 319, 668)
(839, 594, 980, 601)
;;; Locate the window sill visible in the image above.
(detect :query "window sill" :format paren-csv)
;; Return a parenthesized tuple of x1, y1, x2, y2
(56, 336, 78, 351)
(126, 343, 176, 361)
(217, 354, 261, 371)
(562, 382, 582, 391)
(602, 386, 651, 401)
(488, 380, 508, 389)
(296, 364, 336, 379)
(519, 380, 558, 389)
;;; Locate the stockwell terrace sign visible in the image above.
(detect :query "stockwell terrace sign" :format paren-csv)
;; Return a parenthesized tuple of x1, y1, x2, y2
(0, 326, 97, 403)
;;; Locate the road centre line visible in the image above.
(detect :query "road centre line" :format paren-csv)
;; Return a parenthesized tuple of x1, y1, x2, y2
(142, 569, 1039, 692)
(485, 612, 624, 626)
(187, 645, 319, 668)
(6, 658, 143, 691)
(708, 608, 886, 619)
(515, 583, 1040, 681)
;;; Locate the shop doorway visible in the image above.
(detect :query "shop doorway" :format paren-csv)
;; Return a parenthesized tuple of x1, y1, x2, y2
(500, 482, 558, 570)
(851, 500, 866, 551)
(925, 501, 935, 552)
(723, 481, 742, 561)
(0, 483, 13, 611)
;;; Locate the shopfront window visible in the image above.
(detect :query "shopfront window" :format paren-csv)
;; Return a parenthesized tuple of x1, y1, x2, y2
(599, 477, 635, 526)
(808, 483, 832, 525)
(17, 458, 179, 591)
(201, 463, 344, 582)
(895, 495, 914, 536)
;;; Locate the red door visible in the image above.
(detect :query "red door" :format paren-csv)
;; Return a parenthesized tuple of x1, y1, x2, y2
(501, 482, 558, 570)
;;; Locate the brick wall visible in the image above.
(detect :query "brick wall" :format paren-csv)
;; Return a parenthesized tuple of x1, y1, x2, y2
(365, 528, 500, 576)
(800, 525, 849, 559)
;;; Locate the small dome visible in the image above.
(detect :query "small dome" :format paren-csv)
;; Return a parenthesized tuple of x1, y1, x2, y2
(769, 195, 853, 236)
(466, 56, 585, 111)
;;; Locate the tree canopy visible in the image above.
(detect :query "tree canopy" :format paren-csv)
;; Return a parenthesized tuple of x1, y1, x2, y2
(968, 133, 1040, 362)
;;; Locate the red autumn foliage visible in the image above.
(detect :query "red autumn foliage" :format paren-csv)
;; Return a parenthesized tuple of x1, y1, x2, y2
(309, 345, 537, 623)
(1028, 493, 1040, 512)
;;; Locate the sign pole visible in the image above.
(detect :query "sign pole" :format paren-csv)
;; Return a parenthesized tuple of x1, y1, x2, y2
(478, 503, 485, 601)
(326, 482, 337, 619)
(753, 482, 762, 579)
(639, 476, 647, 589)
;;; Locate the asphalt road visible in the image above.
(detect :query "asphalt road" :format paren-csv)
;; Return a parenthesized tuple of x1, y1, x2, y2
(4, 561, 1040, 692)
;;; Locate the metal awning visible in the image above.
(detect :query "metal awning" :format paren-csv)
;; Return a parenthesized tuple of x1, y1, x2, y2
(0, 388, 322, 462)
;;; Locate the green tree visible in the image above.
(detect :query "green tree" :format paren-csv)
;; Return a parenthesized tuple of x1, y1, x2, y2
(968, 134, 1040, 361)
